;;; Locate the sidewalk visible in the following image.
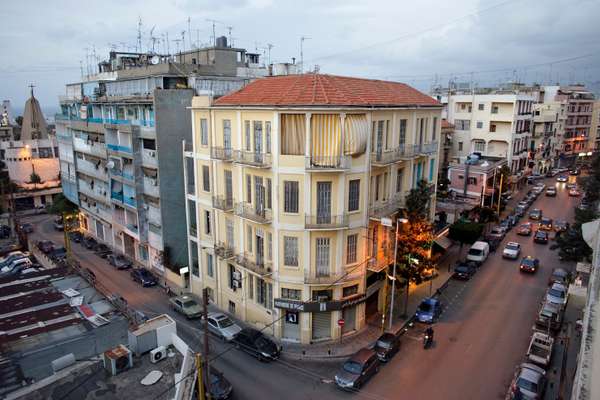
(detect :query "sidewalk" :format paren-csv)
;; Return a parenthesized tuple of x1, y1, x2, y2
(281, 244, 463, 361)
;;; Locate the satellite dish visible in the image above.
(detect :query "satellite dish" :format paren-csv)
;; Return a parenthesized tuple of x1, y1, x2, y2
(106, 161, 115, 169)
(151, 55, 160, 65)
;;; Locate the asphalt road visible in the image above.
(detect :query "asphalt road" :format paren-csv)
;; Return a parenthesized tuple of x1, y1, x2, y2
(23, 176, 579, 400)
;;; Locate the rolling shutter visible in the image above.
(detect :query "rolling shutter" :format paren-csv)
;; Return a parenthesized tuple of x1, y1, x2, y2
(312, 312, 332, 340)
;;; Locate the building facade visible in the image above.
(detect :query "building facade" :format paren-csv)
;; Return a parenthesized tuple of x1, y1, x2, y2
(530, 102, 566, 172)
(185, 74, 441, 344)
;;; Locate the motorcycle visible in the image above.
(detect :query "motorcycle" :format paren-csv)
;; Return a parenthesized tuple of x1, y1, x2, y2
(423, 333, 433, 349)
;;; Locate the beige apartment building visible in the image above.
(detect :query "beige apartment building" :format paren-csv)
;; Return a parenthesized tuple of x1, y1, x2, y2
(184, 74, 441, 344)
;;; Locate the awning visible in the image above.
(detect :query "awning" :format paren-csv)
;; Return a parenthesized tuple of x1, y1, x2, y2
(344, 114, 367, 156)
(434, 236, 453, 251)
(367, 258, 389, 273)
(311, 114, 341, 167)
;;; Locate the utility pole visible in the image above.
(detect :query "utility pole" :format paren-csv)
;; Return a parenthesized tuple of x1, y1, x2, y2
(202, 287, 210, 399)
(497, 173, 504, 216)
(300, 36, 311, 73)
(196, 352, 205, 400)
(266, 43, 274, 65)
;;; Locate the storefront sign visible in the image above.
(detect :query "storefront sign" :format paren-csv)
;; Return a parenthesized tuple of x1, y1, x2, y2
(285, 311, 299, 324)
(274, 294, 366, 313)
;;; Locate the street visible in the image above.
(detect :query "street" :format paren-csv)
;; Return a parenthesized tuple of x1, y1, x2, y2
(23, 176, 578, 400)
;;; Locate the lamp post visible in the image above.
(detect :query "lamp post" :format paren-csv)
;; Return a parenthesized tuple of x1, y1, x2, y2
(389, 218, 408, 327)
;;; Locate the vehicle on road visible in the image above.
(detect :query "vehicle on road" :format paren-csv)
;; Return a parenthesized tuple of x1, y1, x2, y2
(515, 205, 527, 217)
(0, 251, 28, 268)
(569, 188, 581, 197)
(502, 242, 521, 259)
(94, 243, 112, 258)
(130, 268, 158, 287)
(536, 301, 563, 331)
(335, 348, 380, 390)
(19, 223, 34, 233)
(533, 230, 548, 244)
(488, 226, 506, 239)
(569, 168, 580, 176)
(508, 362, 547, 399)
(37, 240, 55, 254)
(554, 220, 568, 232)
(519, 256, 540, 273)
(82, 236, 98, 250)
(415, 297, 442, 323)
(169, 295, 203, 319)
(53, 217, 64, 231)
(206, 312, 242, 341)
(68, 231, 83, 243)
(423, 329, 434, 349)
(466, 241, 490, 264)
(539, 218, 553, 231)
(529, 209, 542, 220)
(556, 175, 568, 183)
(527, 332, 554, 367)
(517, 223, 533, 236)
(545, 187, 557, 197)
(546, 283, 568, 307)
(206, 366, 233, 400)
(549, 268, 571, 286)
(373, 332, 401, 362)
(517, 200, 529, 209)
(233, 327, 281, 361)
(566, 182, 577, 190)
(107, 254, 132, 269)
(453, 262, 476, 280)
(50, 246, 67, 261)
(0, 257, 33, 274)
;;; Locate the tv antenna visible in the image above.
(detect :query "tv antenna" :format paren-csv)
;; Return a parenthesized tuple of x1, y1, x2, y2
(226, 26, 233, 47)
(181, 31, 186, 53)
(206, 18, 223, 46)
(300, 36, 311, 73)
(149, 26, 157, 53)
(137, 17, 143, 53)
(173, 38, 181, 55)
(266, 43, 274, 65)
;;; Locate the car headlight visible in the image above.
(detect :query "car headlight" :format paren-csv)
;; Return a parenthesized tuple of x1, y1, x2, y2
(261, 352, 271, 358)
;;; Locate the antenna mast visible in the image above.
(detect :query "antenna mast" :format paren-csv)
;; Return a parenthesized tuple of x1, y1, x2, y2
(300, 36, 311, 74)
(266, 43, 274, 65)
(137, 17, 143, 53)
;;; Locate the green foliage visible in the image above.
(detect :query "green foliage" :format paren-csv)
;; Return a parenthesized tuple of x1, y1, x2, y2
(449, 220, 484, 245)
(394, 217, 436, 285)
(29, 172, 42, 184)
(47, 193, 78, 215)
(406, 179, 433, 221)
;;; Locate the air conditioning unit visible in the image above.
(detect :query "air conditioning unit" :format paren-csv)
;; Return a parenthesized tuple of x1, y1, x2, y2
(233, 279, 241, 289)
(232, 271, 242, 281)
(103, 345, 132, 376)
(150, 346, 167, 364)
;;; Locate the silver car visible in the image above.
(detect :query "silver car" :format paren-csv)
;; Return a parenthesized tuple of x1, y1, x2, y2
(206, 312, 242, 341)
(546, 283, 568, 307)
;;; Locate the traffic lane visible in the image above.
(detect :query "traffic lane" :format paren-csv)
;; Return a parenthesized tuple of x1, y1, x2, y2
(358, 188, 578, 399)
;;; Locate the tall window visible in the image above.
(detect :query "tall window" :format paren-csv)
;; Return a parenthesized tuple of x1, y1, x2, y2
(348, 179, 360, 212)
(284, 236, 299, 266)
(226, 219, 234, 247)
(191, 241, 199, 277)
(375, 175, 380, 201)
(223, 119, 231, 149)
(474, 140, 485, 152)
(207, 253, 214, 277)
(396, 168, 404, 193)
(248, 274, 254, 299)
(316, 238, 330, 276)
(346, 234, 358, 264)
(458, 142, 463, 151)
(265, 121, 272, 154)
(399, 119, 407, 147)
(432, 117, 437, 141)
(382, 172, 388, 201)
(267, 232, 273, 261)
(205, 210, 211, 235)
(202, 165, 210, 192)
(200, 118, 208, 146)
(246, 225, 253, 253)
(246, 175, 252, 203)
(281, 288, 301, 300)
(256, 278, 272, 309)
(478, 103, 484, 111)
(284, 181, 299, 213)
(266, 178, 272, 209)
(244, 120, 251, 151)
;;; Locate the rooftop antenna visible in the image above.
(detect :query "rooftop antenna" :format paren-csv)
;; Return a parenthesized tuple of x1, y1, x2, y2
(300, 36, 311, 74)
(195, 29, 201, 49)
(181, 31, 186, 53)
(173, 38, 181, 55)
(149, 26, 157, 53)
(84, 47, 90, 77)
(206, 19, 221, 46)
(266, 43, 274, 65)
(166, 32, 171, 58)
(187, 17, 192, 50)
(92, 45, 97, 74)
(137, 17, 143, 53)
(80, 60, 84, 79)
(226, 26, 233, 47)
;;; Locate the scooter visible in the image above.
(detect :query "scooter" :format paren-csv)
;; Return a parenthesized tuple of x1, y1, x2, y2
(423, 333, 433, 349)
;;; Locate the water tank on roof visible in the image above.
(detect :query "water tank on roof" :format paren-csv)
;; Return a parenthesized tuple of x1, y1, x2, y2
(216, 36, 228, 48)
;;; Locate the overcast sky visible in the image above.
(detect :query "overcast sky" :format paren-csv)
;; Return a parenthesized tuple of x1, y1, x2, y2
(1, 0, 599, 115)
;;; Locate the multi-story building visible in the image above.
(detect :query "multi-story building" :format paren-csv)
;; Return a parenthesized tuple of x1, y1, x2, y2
(56, 38, 269, 285)
(589, 101, 600, 153)
(185, 74, 441, 344)
(530, 102, 566, 172)
(435, 89, 535, 174)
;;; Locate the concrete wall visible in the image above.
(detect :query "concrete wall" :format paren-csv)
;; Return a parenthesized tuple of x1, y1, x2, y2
(154, 89, 194, 268)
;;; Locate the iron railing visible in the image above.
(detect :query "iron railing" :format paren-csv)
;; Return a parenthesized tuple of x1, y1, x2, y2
(234, 202, 272, 224)
(211, 147, 233, 161)
(233, 150, 272, 167)
(305, 155, 350, 170)
(304, 214, 348, 229)
(213, 196, 234, 211)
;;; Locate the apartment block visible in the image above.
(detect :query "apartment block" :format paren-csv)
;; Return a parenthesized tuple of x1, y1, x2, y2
(530, 102, 566, 172)
(185, 74, 442, 344)
(588, 101, 600, 153)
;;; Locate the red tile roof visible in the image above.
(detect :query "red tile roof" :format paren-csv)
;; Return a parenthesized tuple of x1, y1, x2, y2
(213, 74, 440, 107)
(442, 119, 454, 129)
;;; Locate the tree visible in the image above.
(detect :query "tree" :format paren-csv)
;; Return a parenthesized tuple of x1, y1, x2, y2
(47, 193, 78, 215)
(405, 179, 433, 221)
(449, 219, 484, 253)
(551, 207, 597, 261)
(29, 172, 42, 184)
(394, 218, 436, 285)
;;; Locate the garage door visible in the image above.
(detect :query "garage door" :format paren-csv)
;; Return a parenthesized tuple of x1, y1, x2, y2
(312, 312, 331, 341)
(342, 307, 356, 334)
(282, 311, 301, 342)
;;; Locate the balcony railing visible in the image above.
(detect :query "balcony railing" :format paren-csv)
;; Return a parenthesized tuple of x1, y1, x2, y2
(304, 214, 349, 230)
(233, 150, 272, 167)
(305, 155, 350, 171)
(211, 147, 233, 161)
(234, 202, 272, 224)
(371, 147, 413, 165)
(235, 252, 272, 276)
(305, 271, 347, 284)
(215, 241, 235, 259)
(106, 143, 133, 154)
(213, 196, 234, 212)
(369, 194, 405, 219)
(414, 142, 438, 155)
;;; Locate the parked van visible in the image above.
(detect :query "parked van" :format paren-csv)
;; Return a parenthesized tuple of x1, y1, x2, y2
(466, 241, 490, 264)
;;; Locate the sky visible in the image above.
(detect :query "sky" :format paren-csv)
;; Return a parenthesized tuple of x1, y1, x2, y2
(1, 0, 600, 116)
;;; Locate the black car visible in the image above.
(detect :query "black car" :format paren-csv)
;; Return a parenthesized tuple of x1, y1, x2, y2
(569, 168, 580, 176)
(94, 243, 112, 258)
(68, 231, 83, 243)
(233, 328, 281, 361)
(19, 223, 34, 233)
(107, 254, 132, 270)
(207, 367, 233, 400)
(53, 217, 64, 231)
(37, 240, 55, 254)
(534, 230, 549, 244)
(453, 262, 476, 280)
(50, 246, 67, 261)
(82, 236, 98, 250)
(373, 332, 401, 362)
(334, 348, 380, 390)
(130, 268, 158, 287)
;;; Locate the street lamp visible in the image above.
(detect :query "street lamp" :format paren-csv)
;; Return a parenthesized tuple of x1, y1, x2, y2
(389, 217, 408, 329)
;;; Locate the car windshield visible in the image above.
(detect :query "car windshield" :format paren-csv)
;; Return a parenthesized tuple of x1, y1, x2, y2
(183, 300, 198, 308)
(521, 258, 535, 267)
(419, 302, 432, 312)
(517, 377, 537, 392)
(542, 219, 551, 225)
(455, 266, 468, 272)
(218, 317, 234, 328)
(506, 244, 519, 250)
(255, 336, 274, 351)
(343, 361, 363, 375)
(536, 232, 546, 237)
(549, 288, 565, 298)
(468, 249, 482, 256)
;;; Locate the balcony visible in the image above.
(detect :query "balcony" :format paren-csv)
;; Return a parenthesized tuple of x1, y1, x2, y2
(110, 168, 135, 183)
(213, 196, 234, 212)
(143, 176, 160, 198)
(414, 142, 438, 155)
(111, 191, 124, 203)
(305, 155, 350, 171)
(235, 252, 272, 276)
(107, 143, 133, 154)
(79, 183, 109, 204)
(369, 194, 405, 220)
(234, 150, 271, 168)
(77, 158, 108, 181)
(142, 148, 158, 168)
(304, 214, 348, 230)
(148, 223, 163, 250)
(73, 137, 107, 158)
(234, 202, 272, 224)
(211, 147, 233, 161)
(215, 241, 235, 259)
(371, 147, 413, 166)
(305, 271, 347, 285)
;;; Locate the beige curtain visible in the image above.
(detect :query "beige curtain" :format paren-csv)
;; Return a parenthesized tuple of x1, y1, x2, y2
(311, 114, 342, 167)
(281, 114, 306, 155)
(344, 114, 368, 156)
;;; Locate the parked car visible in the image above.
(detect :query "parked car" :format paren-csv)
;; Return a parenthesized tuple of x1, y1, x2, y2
(53, 217, 64, 231)
(502, 242, 521, 259)
(556, 175, 568, 182)
(94, 243, 112, 258)
(0, 257, 33, 274)
(0, 251, 29, 268)
(68, 231, 83, 243)
(373, 332, 401, 362)
(554, 220, 568, 232)
(130, 268, 158, 287)
(549, 268, 571, 286)
(519, 256, 540, 273)
(539, 218, 553, 231)
(453, 262, 476, 280)
(527, 332, 554, 368)
(233, 327, 281, 361)
(546, 283, 568, 307)
(533, 230, 549, 244)
(529, 209, 542, 220)
(207, 366, 233, 400)
(517, 201, 529, 209)
(50, 246, 67, 260)
(206, 312, 242, 341)
(488, 226, 506, 240)
(335, 348, 380, 390)
(536, 301, 563, 331)
(508, 363, 547, 399)
(566, 182, 577, 190)
(415, 297, 442, 323)
(169, 295, 203, 319)
(466, 241, 490, 264)
(484, 236, 502, 252)
(515, 205, 527, 217)
(569, 188, 581, 197)
(82, 236, 98, 250)
(0, 224, 11, 239)
(517, 223, 533, 236)
(107, 254, 132, 269)
(37, 240, 55, 254)
(569, 168, 580, 175)
(19, 223, 34, 233)
(545, 187, 557, 197)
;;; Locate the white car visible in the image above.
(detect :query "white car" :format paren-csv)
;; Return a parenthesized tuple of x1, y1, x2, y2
(546, 283, 568, 307)
(502, 242, 521, 259)
(206, 312, 242, 341)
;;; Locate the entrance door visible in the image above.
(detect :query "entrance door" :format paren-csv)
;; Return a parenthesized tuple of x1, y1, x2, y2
(254, 176, 264, 217)
(312, 312, 332, 341)
(342, 307, 357, 334)
(376, 121, 384, 160)
(224, 170, 233, 206)
(316, 182, 332, 224)
(282, 311, 301, 341)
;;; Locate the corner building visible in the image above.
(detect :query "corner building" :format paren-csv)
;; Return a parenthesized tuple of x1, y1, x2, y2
(186, 74, 442, 344)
